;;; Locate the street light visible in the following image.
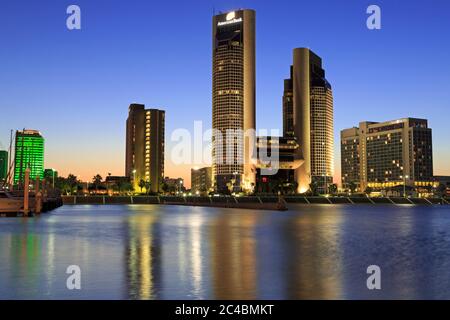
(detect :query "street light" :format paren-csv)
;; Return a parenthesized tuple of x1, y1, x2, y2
(402, 175, 409, 197)
(132, 169, 136, 191)
(233, 171, 238, 193)
(52, 168, 56, 189)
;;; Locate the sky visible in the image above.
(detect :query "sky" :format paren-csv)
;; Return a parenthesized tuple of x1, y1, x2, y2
(0, 0, 449, 187)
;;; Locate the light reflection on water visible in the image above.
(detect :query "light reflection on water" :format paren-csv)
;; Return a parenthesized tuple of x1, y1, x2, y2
(1, 204, 450, 299)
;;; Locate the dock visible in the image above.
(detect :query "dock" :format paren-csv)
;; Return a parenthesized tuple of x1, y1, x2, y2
(0, 193, 63, 217)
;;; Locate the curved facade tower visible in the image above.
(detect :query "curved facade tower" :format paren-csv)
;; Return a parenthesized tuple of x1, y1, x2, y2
(212, 9, 256, 192)
(292, 48, 334, 193)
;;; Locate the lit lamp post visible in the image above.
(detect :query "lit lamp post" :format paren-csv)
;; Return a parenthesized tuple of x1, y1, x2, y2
(52, 168, 55, 189)
(402, 175, 409, 198)
(132, 169, 136, 194)
(179, 179, 183, 194)
(233, 171, 238, 193)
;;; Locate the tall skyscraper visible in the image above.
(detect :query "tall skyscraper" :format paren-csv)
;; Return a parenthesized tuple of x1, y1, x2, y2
(125, 104, 165, 193)
(282, 66, 294, 137)
(212, 9, 256, 192)
(14, 129, 45, 184)
(0, 150, 8, 182)
(341, 118, 433, 192)
(286, 48, 334, 193)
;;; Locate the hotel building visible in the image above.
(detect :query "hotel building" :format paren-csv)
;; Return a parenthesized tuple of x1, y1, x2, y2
(340, 127, 360, 190)
(163, 177, 185, 194)
(282, 66, 295, 137)
(341, 118, 433, 191)
(191, 167, 212, 194)
(125, 104, 165, 193)
(212, 9, 256, 192)
(14, 129, 45, 184)
(284, 48, 334, 193)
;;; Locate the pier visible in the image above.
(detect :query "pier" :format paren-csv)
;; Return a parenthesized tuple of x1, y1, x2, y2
(0, 192, 63, 217)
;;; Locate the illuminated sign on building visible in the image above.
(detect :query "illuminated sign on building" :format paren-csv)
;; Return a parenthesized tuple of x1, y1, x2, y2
(217, 12, 242, 26)
(226, 12, 235, 20)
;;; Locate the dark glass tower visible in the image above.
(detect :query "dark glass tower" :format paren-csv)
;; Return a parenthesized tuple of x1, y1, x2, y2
(282, 66, 294, 137)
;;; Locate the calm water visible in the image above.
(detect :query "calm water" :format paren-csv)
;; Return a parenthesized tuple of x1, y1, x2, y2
(1, 204, 450, 299)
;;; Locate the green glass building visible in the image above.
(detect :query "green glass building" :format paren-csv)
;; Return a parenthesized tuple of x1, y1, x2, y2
(0, 150, 8, 181)
(14, 130, 45, 184)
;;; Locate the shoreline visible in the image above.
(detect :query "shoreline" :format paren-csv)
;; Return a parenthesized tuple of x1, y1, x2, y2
(60, 195, 449, 208)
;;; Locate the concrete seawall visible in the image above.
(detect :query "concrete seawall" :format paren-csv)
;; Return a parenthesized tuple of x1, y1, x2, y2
(61, 195, 449, 208)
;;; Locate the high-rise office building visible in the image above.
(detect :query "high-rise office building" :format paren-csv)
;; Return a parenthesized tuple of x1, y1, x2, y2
(191, 167, 212, 194)
(212, 9, 256, 192)
(341, 118, 433, 191)
(285, 48, 334, 193)
(282, 66, 294, 137)
(0, 150, 8, 182)
(125, 104, 165, 193)
(13, 130, 45, 184)
(340, 127, 360, 190)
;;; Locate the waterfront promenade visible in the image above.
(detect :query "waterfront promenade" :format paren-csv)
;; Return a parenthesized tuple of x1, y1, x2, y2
(62, 195, 450, 207)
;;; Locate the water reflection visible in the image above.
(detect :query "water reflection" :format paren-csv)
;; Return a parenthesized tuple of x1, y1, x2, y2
(285, 211, 344, 299)
(126, 213, 161, 299)
(1, 204, 450, 299)
(210, 213, 258, 299)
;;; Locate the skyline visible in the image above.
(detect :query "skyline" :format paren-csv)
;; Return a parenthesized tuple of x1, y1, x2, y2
(1, 0, 450, 187)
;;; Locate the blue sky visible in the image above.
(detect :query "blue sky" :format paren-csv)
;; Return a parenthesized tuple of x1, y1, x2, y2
(0, 0, 449, 185)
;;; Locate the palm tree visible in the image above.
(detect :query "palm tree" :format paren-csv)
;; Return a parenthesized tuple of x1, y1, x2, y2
(160, 182, 169, 195)
(117, 180, 125, 195)
(436, 183, 447, 197)
(66, 174, 78, 195)
(348, 181, 357, 194)
(122, 182, 133, 195)
(309, 181, 318, 196)
(92, 174, 103, 193)
(144, 180, 151, 195)
(328, 183, 338, 195)
(138, 179, 145, 194)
